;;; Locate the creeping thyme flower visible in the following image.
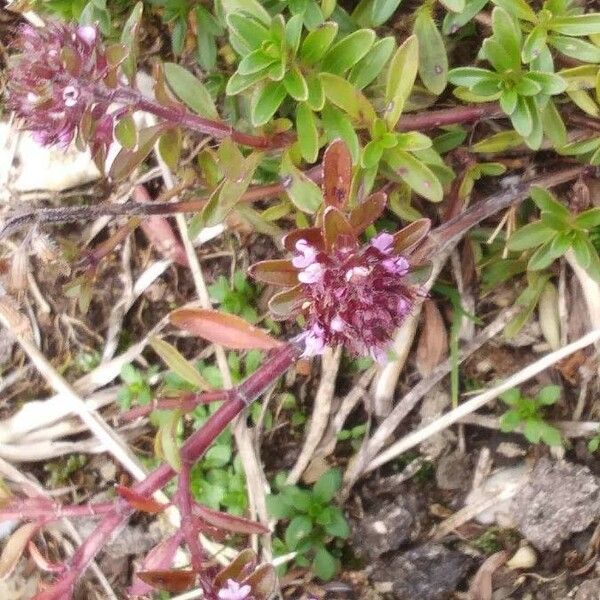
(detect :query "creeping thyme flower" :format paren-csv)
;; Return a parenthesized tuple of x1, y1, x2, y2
(7, 22, 116, 157)
(250, 196, 431, 362)
(217, 579, 253, 600)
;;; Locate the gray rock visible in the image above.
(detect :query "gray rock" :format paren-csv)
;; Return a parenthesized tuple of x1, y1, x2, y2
(575, 579, 600, 600)
(370, 543, 472, 600)
(436, 450, 471, 491)
(511, 458, 600, 551)
(352, 496, 422, 561)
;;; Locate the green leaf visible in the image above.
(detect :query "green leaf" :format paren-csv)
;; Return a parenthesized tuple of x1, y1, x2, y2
(537, 385, 561, 405)
(313, 468, 342, 502)
(201, 146, 261, 226)
(440, 0, 465, 11)
(306, 74, 325, 111)
(481, 37, 517, 72)
(575, 207, 600, 229)
(283, 66, 308, 101)
(237, 49, 277, 75)
(384, 148, 443, 202)
(120, 2, 143, 81)
(491, 0, 536, 22)
(443, 0, 488, 35)
(222, 0, 271, 25)
(266, 493, 294, 519)
(296, 103, 319, 163)
(109, 124, 164, 181)
(158, 128, 182, 172)
(572, 231, 592, 268)
(507, 222, 555, 251)
(500, 409, 522, 432)
(525, 72, 567, 95)
(527, 233, 570, 270)
(549, 35, 600, 63)
(500, 388, 521, 405)
(114, 114, 137, 150)
(157, 410, 182, 472)
(349, 36, 395, 90)
(550, 14, 600, 36)
(540, 423, 562, 447)
(510, 95, 533, 137)
(541, 99, 567, 147)
(251, 82, 287, 126)
(522, 26, 548, 63)
(370, 0, 404, 27)
(284, 515, 312, 549)
(150, 337, 210, 390)
(323, 507, 350, 538)
(281, 151, 323, 213)
(530, 186, 571, 218)
(320, 73, 376, 126)
(471, 130, 524, 152)
(321, 104, 360, 163)
(385, 35, 419, 128)
(299, 21, 338, 64)
(414, 9, 448, 95)
(448, 67, 497, 88)
(164, 63, 218, 119)
(490, 6, 521, 65)
(321, 28, 376, 73)
(312, 546, 337, 580)
(226, 13, 270, 53)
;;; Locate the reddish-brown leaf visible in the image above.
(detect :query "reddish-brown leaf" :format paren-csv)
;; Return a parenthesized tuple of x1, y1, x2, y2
(349, 191, 387, 233)
(129, 532, 185, 596)
(392, 218, 431, 254)
(323, 206, 355, 250)
(415, 299, 448, 377)
(243, 563, 277, 600)
(0, 522, 40, 580)
(214, 549, 257, 589)
(137, 569, 196, 593)
(282, 227, 324, 252)
(134, 186, 188, 267)
(268, 285, 305, 319)
(194, 504, 269, 535)
(170, 308, 283, 350)
(115, 485, 168, 514)
(248, 260, 298, 286)
(323, 139, 352, 209)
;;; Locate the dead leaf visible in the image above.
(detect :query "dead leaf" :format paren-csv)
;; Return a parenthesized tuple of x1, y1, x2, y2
(0, 522, 40, 580)
(416, 299, 448, 377)
(467, 550, 508, 600)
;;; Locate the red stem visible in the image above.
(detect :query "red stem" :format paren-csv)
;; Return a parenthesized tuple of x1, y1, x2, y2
(33, 343, 299, 600)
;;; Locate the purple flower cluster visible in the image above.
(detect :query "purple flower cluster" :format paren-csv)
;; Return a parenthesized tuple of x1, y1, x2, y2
(293, 231, 417, 362)
(7, 22, 116, 158)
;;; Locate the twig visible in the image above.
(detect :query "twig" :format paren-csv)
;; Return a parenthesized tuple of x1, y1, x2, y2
(341, 305, 518, 497)
(367, 328, 600, 473)
(286, 346, 342, 485)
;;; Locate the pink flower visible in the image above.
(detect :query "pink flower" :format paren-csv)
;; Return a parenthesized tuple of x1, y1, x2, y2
(250, 193, 431, 362)
(217, 579, 253, 600)
(7, 22, 115, 158)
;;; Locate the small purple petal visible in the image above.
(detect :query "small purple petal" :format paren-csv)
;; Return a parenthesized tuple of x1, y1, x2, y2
(330, 315, 345, 332)
(217, 579, 252, 600)
(76, 25, 97, 45)
(292, 239, 318, 268)
(371, 232, 394, 253)
(298, 262, 324, 284)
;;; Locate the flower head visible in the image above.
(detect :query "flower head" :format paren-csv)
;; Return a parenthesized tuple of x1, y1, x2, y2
(217, 578, 253, 600)
(7, 22, 116, 157)
(250, 193, 431, 362)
